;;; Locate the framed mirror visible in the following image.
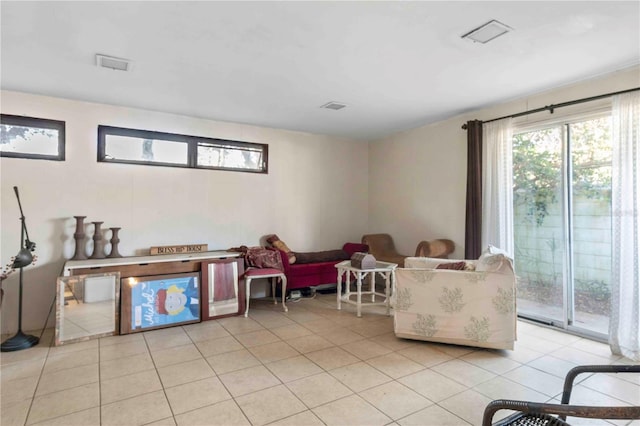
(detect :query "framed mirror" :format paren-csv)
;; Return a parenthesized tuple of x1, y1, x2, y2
(55, 272, 120, 345)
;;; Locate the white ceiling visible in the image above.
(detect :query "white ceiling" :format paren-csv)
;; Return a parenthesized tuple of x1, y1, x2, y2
(1, 1, 639, 140)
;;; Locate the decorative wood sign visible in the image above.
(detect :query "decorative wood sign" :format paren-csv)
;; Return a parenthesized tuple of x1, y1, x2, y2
(150, 244, 208, 256)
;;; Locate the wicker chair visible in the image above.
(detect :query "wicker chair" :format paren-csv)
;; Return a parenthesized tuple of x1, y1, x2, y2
(361, 233, 409, 266)
(483, 365, 640, 426)
(362, 234, 455, 266)
(414, 238, 455, 258)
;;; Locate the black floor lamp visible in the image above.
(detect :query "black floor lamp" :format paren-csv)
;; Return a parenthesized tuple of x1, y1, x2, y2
(1, 187, 39, 352)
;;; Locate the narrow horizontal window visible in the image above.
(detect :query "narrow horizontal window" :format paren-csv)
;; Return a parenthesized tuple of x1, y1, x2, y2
(98, 125, 268, 173)
(0, 114, 65, 161)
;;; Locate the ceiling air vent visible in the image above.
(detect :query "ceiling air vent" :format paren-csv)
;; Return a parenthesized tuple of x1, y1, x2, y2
(461, 19, 512, 44)
(320, 101, 347, 111)
(96, 54, 132, 71)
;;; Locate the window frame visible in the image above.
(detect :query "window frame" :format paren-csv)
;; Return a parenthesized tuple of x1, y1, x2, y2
(0, 114, 66, 161)
(97, 125, 269, 174)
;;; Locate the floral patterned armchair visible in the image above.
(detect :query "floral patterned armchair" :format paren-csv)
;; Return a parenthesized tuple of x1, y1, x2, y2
(393, 251, 517, 350)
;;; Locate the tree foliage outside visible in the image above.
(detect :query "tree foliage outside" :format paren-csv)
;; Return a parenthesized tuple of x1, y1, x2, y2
(512, 116, 612, 227)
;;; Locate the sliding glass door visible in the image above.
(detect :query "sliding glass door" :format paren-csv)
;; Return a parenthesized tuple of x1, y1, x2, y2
(513, 114, 612, 338)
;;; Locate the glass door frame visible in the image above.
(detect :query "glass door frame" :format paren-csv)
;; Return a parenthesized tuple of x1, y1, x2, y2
(513, 109, 612, 342)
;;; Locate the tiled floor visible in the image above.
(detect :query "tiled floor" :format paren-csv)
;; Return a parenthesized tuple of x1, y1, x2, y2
(1, 293, 638, 426)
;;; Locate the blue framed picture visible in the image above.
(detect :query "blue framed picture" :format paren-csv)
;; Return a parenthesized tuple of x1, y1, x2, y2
(120, 272, 200, 334)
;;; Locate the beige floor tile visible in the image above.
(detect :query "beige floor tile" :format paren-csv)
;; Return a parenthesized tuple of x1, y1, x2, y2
(372, 332, 417, 351)
(569, 338, 618, 360)
(270, 323, 314, 340)
(207, 348, 261, 374)
(301, 318, 341, 334)
(286, 372, 353, 408)
(429, 343, 478, 358)
(217, 316, 265, 335)
(285, 310, 325, 323)
(150, 343, 203, 367)
(157, 358, 215, 388)
(266, 355, 323, 382)
(431, 359, 496, 387)
(516, 333, 565, 353)
(145, 328, 193, 351)
(501, 343, 545, 364)
(0, 357, 46, 381)
(144, 417, 176, 426)
(439, 389, 493, 426)
(399, 369, 467, 402)
(304, 346, 360, 371)
(234, 329, 281, 348)
(235, 384, 307, 426)
(0, 345, 48, 366)
(195, 335, 243, 357)
(2, 375, 39, 405)
(101, 368, 162, 404)
(359, 381, 433, 420)
(527, 326, 583, 346)
(165, 376, 231, 414)
(27, 382, 99, 424)
(502, 365, 566, 397)
(526, 354, 580, 379)
(47, 339, 98, 356)
(1, 398, 31, 426)
(183, 321, 230, 342)
(397, 404, 470, 426)
(550, 346, 620, 365)
(349, 320, 394, 338)
(286, 334, 334, 353)
(312, 394, 392, 426)
(472, 376, 549, 402)
(42, 347, 99, 374)
(460, 350, 522, 375)
(3, 297, 639, 426)
(248, 341, 300, 363)
(29, 407, 100, 426)
(341, 339, 393, 360)
(569, 383, 635, 408)
(268, 410, 325, 425)
(580, 374, 640, 405)
(100, 351, 154, 380)
(101, 390, 172, 426)
(99, 339, 149, 362)
(397, 345, 455, 367)
(320, 326, 369, 345)
(36, 363, 99, 396)
(174, 399, 250, 426)
(99, 332, 144, 347)
(218, 365, 281, 397)
(330, 361, 392, 392)
(366, 352, 425, 379)
(250, 313, 296, 329)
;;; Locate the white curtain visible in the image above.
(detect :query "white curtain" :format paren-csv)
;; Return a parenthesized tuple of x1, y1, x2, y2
(609, 92, 640, 361)
(482, 118, 514, 257)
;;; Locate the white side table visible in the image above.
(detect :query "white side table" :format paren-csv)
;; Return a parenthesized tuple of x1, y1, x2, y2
(335, 260, 397, 317)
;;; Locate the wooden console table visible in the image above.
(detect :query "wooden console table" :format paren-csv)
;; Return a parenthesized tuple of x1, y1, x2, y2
(62, 251, 245, 323)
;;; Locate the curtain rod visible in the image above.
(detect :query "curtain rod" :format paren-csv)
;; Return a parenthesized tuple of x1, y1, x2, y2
(461, 87, 640, 130)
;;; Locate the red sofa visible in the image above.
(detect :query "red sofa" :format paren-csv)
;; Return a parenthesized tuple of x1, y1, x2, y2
(275, 242, 368, 290)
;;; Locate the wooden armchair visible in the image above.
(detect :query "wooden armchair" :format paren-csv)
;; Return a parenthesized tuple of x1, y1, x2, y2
(362, 234, 456, 266)
(361, 233, 408, 265)
(414, 239, 455, 258)
(483, 365, 640, 425)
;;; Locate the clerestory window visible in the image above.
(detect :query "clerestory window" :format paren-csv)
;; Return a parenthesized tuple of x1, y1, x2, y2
(0, 114, 65, 161)
(97, 125, 268, 173)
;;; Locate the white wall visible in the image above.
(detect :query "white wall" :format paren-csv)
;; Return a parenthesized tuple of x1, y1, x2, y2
(0, 91, 369, 333)
(368, 66, 640, 259)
